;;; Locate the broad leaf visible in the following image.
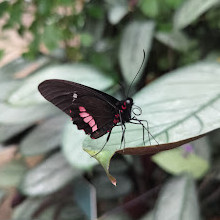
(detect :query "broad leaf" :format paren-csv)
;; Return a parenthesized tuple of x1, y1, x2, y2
(153, 175, 200, 220)
(8, 63, 114, 106)
(20, 153, 81, 196)
(119, 20, 155, 87)
(83, 61, 220, 184)
(173, 0, 220, 29)
(62, 121, 98, 170)
(20, 114, 67, 156)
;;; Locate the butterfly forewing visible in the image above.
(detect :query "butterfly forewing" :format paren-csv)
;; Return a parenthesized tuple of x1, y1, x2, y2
(38, 79, 119, 138)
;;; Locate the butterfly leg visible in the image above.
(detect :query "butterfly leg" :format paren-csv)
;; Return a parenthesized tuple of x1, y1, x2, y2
(118, 110, 126, 150)
(136, 119, 159, 145)
(91, 129, 112, 157)
(120, 124, 126, 150)
(129, 118, 159, 145)
(129, 121, 146, 145)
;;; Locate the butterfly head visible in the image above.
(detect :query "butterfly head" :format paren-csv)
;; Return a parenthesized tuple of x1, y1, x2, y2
(125, 97, 133, 106)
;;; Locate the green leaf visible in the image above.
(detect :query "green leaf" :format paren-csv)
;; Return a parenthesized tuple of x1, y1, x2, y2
(0, 160, 27, 187)
(80, 33, 94, 47)
(152, 137, 210, 179)
(105, 0, 129, 25)
(62, 121, 98, 170)
(0, 2, 9, 17)
(173, 0, 220, 29)
(37, 0, 52, 15)
(87, 4, 104, 19)
(20, 153, 81, 196)
(139, 0, 159, 18)
(164, 0, 184, 9)
(119, 20, 155, 87)
(83, 61, 220, 184)
(155, 30, 194, 52)
(20, 115, 67, 156)
(42, 24, 62, 51)
(8, 63, 114, 106)
(153, 175, 200, 220)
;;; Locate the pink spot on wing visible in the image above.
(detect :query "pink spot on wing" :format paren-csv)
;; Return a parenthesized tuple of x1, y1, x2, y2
(79, 112, 90, 117)
(84, 116, 92, 123)
(69, 110, 72, 113)
(79, 106, 86, 112)
(92, 125, 97, 132)
(89, 119, 95, 127)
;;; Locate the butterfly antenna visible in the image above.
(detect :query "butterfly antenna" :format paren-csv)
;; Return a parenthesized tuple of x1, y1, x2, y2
(126, 50, 146, 97)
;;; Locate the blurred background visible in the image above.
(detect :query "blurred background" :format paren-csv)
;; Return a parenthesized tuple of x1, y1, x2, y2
(0, 0, 220, 219)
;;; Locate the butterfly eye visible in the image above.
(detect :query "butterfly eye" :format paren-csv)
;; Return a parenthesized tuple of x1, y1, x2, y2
(126, 100, 130, 104)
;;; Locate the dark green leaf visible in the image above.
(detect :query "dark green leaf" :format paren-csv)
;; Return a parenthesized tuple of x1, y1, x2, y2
(0, 1, 9, 17)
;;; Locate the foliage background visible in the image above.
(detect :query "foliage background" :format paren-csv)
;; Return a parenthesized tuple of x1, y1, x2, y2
(0, 0, 220, 219)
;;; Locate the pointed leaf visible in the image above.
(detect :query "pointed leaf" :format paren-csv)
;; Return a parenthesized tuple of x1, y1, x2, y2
(8, 63, 114, 106)
(153, 175, 200, 220)
(119, 21, 155, 86)
(84, 61, 220, 183)
(173, 0, 220, 29)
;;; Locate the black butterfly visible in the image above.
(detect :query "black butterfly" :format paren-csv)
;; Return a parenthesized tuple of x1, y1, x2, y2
(38, 79, 157, 152)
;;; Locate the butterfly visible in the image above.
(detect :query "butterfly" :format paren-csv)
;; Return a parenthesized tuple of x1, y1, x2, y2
(38, 79, 157, 152)
(38, 52, 158, 154)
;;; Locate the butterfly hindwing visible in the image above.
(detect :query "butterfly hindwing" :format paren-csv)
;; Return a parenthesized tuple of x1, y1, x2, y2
(38, 79, 119, 138)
